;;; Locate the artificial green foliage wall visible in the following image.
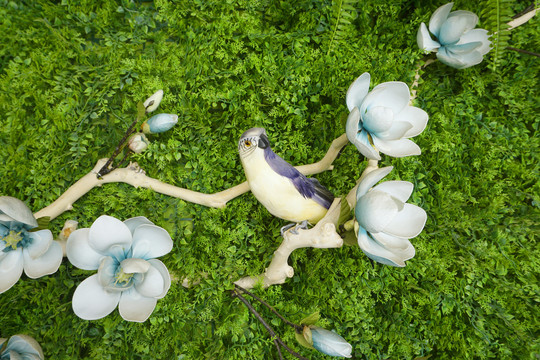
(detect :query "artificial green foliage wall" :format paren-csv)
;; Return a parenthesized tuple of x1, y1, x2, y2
(0, 0, 538, 358)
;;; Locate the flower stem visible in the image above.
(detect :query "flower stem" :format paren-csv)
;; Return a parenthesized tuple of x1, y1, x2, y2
(96, 118, 139, 178)
(234, 284, 303, 333)
(231, 288, 308, 360)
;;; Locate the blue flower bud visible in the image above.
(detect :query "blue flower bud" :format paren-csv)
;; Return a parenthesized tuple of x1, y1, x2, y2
(142, 113, 178, 134)
(310, 326, 352, 358)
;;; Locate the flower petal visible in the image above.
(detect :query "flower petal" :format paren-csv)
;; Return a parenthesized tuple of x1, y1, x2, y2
(23, 240, 62, 279)
(374, 121, 413, 141)
(373, 180, 414, 203)
(439, 10, 478, 45)
(66, 228, 104, 270)
(394, 106, 429, 138)
(0, 196, 38, 229)
(357, 227, 407, 267)
(356, 190, 401, 233)
(371, 231, 415, 260)
(97, 256, 118, 288)
(362, 106, 394, 134)
(118, 288, 157, 322)
(72, 274, 121, 320)
(383, 203, 427, 238)
(134, 262, 165, 298)
(143, 89, 163, 113)
(346, 72, 371, 112)
(458, 29, 491, 55)
(25, 230, 53, 259)
(372, 137, 422, 157)
(353, 130, 381, 160)
(4, 334, 44, 359)
(0, 248, 23, 293)
(360, 81, 410, 117)
(417, 22, 441, 52)
(147, 259, 171, 299)
(356, 166, 393, 198)
(88, 215, 133, 256)
(428, 2, 454, 38)
(437, 47, 483, 69)
(121, 258, 151, 274)
(131, 224, 173, 260)
(346, 108, 380, 160)
(123, 216, 155, 235)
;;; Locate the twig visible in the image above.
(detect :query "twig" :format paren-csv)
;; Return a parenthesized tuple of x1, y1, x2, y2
(231, 289, 309, 360)
(97, 118, 139, 178)
(506, 46, 540, 57)
(234, 284, 303, 332)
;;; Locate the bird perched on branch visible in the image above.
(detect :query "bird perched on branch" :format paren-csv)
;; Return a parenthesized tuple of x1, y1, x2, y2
(238, 127, 334, 234)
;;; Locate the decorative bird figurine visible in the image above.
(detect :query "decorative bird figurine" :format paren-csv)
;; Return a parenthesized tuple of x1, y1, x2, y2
(238, 127, 334, 234)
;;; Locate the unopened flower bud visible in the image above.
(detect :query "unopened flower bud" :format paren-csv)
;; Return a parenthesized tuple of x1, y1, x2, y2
(128, 133, 149, 153)
(143, 89, 164, 113)
(142, 114, 178, 134)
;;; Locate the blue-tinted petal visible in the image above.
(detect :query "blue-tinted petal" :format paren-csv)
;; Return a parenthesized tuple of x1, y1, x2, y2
(25, 230, 52, 259)
(417, 22, 441, 52)
(4, 335, 44, 360)
(458, 29, 491, 55)
(355, 166, 393, 199)
(428, 2, 454, 38)
(437, 47, 483, 69)
(439, 10, 478, 45)
(131, 224, 173, 260)
(353, 130, 381, 160)
(360, 81, 410, 117)
(346, 73, 370, 112)
(357, 227, 406, 267)
(0, 196, 38, 229)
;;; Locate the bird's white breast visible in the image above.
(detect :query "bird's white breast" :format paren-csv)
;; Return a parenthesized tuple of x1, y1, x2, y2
(241, 150, 327, 223)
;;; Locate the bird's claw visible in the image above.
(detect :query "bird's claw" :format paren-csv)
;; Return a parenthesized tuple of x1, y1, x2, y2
(280, 220, 309, 237)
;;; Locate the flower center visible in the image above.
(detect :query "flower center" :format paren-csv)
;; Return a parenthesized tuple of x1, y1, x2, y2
(114, 267, 134, 286)
(1, 230, 25, 252)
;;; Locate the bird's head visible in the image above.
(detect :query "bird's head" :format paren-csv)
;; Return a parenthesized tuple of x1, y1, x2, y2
(238, 127, 271, 159)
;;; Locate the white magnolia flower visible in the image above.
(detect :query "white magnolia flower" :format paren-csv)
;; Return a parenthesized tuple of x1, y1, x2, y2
(346, 73, 428, 160)
(354, 167, 427, 267)
(0, 196, 63, 294)
(67, 215, 173, 322)
(417, 2, 491, 69)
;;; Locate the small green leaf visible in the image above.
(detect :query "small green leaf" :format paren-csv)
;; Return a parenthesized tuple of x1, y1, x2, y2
(300, 311, 320, 326)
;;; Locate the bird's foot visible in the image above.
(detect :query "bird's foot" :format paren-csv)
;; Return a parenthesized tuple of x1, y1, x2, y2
(281, 220, 309, 236)
(280, 223, 296, 237)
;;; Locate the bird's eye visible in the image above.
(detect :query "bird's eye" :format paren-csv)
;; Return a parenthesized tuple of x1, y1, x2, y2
(244, 140, 252, 147)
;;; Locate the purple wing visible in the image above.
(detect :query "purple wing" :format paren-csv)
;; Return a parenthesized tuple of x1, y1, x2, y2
(264, 148, 334, 209)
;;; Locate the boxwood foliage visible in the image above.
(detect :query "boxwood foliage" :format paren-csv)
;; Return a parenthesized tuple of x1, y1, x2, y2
(0, 0, 538, 359)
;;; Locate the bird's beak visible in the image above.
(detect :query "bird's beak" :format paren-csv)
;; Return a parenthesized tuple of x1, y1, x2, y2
(258, 133, 270, 149)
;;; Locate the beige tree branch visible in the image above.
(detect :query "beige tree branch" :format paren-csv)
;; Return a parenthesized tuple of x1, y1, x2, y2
(234, 160, 379, 289)
(234, 198, 344, 289)
(34, 134, 350, 221)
